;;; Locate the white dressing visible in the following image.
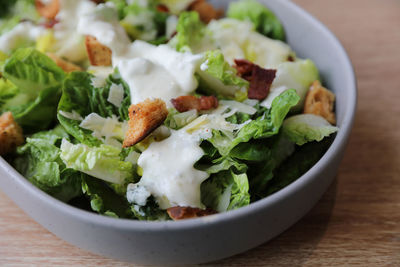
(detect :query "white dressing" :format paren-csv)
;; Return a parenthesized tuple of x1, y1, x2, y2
(0, 22, 47, 54)
(136, 128, 209, 209)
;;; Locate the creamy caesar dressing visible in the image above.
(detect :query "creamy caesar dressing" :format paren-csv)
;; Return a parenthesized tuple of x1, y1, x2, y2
(128, 110, 249, 209)
(77, 4, 202, 106)
(136, 127, 210, 209)
(0, 22, 47, 53)
(52, 0, 96, 62)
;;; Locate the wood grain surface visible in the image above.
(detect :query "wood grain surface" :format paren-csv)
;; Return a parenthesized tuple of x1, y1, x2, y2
(1, 0, 400, 266)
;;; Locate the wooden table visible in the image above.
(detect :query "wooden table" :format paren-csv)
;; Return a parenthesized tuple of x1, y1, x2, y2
(1, 0, 400, 266)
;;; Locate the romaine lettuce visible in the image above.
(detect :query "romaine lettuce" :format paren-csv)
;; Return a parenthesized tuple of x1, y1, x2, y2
(197, 50, 249, 101)
(201, 170, 250, 212)
(13, 125, 83, 202)
(60, 139, 134, 185)
(1, 48, 65, 132)
(282, 114, 338, 145)
(227, 0, 285, 41)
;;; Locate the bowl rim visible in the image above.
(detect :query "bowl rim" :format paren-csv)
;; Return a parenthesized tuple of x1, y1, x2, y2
(0, 0, 357, 232)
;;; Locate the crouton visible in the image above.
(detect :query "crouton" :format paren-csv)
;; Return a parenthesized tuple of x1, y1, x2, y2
(47, 53, 82, 73)
(188, 0, 224, 24)
(167, 206, 217, 220)
(35, 0, 60, 20)
(123, 99, 169, 148)
(0, 112, 24, 156)
(304, 80, 336, 124)
(171, 95, 218, 112)
(85, 36, 112, 66)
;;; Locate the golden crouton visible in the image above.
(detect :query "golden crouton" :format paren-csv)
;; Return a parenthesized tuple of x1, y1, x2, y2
(0, 112, 24, 156)
(123, 99, 169, 148)
(47, 53, 82, 73)
(304, 80, 336, 125)
(188, 0, 224, 24)
(85, 36, 112, 67)
(35, 0, 60, 20)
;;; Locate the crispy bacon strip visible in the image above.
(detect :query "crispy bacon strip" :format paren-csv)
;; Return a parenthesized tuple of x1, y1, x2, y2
(171, 95, 218, 113)
(85, 36, 112, 66)
(47, 53, 82, 73)
(234, 59, 277, 100)
(167, 206, 217, 221)
(0, 112, 24, 156)
(304, 80, 336, 124)
(156, 4, 169, 13)
(188, 0, 224, 24)
(35, 0, 60, 20)
(123, 99, 169, 148)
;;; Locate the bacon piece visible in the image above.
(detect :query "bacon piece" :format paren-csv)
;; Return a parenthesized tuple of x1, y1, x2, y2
(234, 59, 277, 100)
(171, 95, 218, 113)
(85, 36, 112, 66)
(123, 99, 169, 148)
(188, 0, 224, 24)
(35, 0, 60, 20)
(90, 0, 104, 4)
(156, 4, 169, 13)
(47, 53, 82, 73)
(0, 112, 24, 156)
(167, 206, 217, 220)
(304, 80, 336, 125)
(234, 59, 254, 81)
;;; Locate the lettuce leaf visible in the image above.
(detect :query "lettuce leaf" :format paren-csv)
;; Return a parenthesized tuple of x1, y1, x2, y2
(120, 0, 168, 43)
(262, 59, 319, 111)
(82, 175, 132, 218)
(1, 48, 65, 132)
(207, 18, 294, 68)
(60, 139, 134, 185)
(197, 50, 249, 101)
(171, 11, 214, 53)
(208, 89, 299, 156)
(282, 114, 338, 145)
(227, 0, 285, 41)
(57, 71, 131, 146)
(265, 135, 334, 196)
(13, 126, 83, 202)
(201, 170, 250, 212)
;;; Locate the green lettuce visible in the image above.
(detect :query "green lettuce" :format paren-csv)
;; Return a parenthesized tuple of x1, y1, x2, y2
(120, 0, 168, 43)
(263, 59, 319, 111)
(1, 48, 65, 132)
(207, 18, 294, 68)
(13, 126, 83, 202)
(171, 11, 214, 53)
(60, 139, 134, 185)
(201, 170, 250, 212)
(197, 50, 249, 101)
(57, 71, 130, 146)
(0, 0, 39, 34)
(282, 114, 338, 145)
(265, 135, 334, 196)
(227, 0, 285, 41)
(130, 197, 169, 221)
(209, 89, 299, 156)
(82, 175, 132, 218)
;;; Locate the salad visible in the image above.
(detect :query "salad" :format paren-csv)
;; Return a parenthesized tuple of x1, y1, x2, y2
(0, 0, 338, 221)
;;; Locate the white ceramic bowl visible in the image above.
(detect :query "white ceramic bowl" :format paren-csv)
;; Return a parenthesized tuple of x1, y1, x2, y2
(0, 0, 356, 264)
